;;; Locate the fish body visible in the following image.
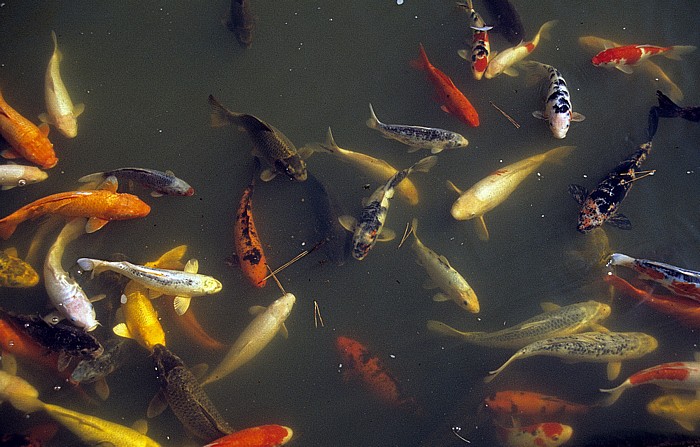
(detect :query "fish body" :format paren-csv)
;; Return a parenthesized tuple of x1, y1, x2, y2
(43, 402, 161, 447)
(482, 0, 524, 45)
(485, 20, 557, 79)
(410, 218, 479, 313)
(600, 361, 700, 406)
(649, 90, 700, 139)
(592, 44, 696, 74)
(647, 394, 700, 432)
(226, 0, 254, 48)
(304, 172, 351, 265)
(569, 141, 652, 233)
(201, 293, 295, 386)
(449, 145, 574, 240)
(209, 95, 306, 181)
(0, 370, 42, 413)
(113, 282, 166, 351)
(70, 338, 128, 384)
(0, 248, 39, 287)
(0, 318, 64, 378)
(608, 253, 700, 303)
(39, 31, 84, 138)
(233, 158, 267, 287)
(344, 156, 437, 260)
(0, 184, 151, 240)
(79, 167, 194, 197)
(0, 164, 47, 190)
(76, 258, 222, 316)
(428, 300, 611, 349)
(310, 127, 421, 205)
(525, 62, 585, 139)
(44, 218, 97, 331)
(203, 425, 293, 447)
(457, 1, 492, 80)
(485, 331, 658, 383)
(0, 90, 57, 169)
(366, 103, 469, 153)
(484, 390, 588, 421)
(412, 44, 480, 127)
(496, 422, 573, 447)
(151, 344, 233, 441)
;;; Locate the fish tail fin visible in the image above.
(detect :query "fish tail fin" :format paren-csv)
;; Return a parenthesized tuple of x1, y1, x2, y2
(366, 103, 380, 129)
(544, 145, 575, 164)
(518, 60, 549, 86)
(410, 218, 419, 240)
(77, 172, 105, 183)
(534, 20, 558, 45)
(321, 127, 341, 153)
(597, 383, 627, 407)
(426, 320, 480, 338)
(409, 155, 438, 174)
(50, 30, 62, 62)
(0, 218, 19, 240)
(484, 352, 519, 383)
(208, 94, 238, 127)
(410, 43, 430, 71)
(663, 45, 696, 60)
(655, 90, 683, 117)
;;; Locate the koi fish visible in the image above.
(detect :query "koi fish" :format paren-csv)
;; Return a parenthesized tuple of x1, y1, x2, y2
(456, 1, 492, 80)
(647, 394, 700, 432)
(69, 338, 129, 400)
(76, 257, 222, 316)
(412, 43, 480, 127)
(448, 145, 574, 240)
(0, 247, 39, 288)
(306, 127, 421, 205)
(648, 90, 700, 139)
(366, 103, 469, 153)
(44, 218, 98, 331)
(495, 422, 573, 447)
(600, 359, 700, 406)
(204, 425, 293, 447)
(79, 167, 194, 197)
(150, 344, 232, 441)
(481, 0, 524, 45)
(605, 273, 700, 329)
(201, 293, 295, 386)
(209, 95, 307, 181)
(38, 31, 84, 138)
(43, 402, 161, 447)
(0, 163, 47, 190)
(0, 90, 57, 169)
(410, 218, 479, 313)
(339, 155, 437, 260)
(336, 336, 418, 411)
(303, 172, 351, 265)
(161, 295, 226, 351)
(608, 253, 700, 303)
(0, 176, 151, 240)
(226, 0, 255, 48)
(485, 331, 658, 383)
(0, 369, 43, 413)
(484, 391, 589, 421)
(233, 158, 268, 287)
(0, 318, 65, 379)
(484, 20, 557, 79)
(592, 44, 696, 74)
(522, 61, 585, 139)
(428, 300, 611, 350)
(569, 141, 653, 233)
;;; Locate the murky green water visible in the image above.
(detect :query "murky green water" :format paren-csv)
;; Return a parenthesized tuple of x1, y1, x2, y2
(1, 1, 699, 446)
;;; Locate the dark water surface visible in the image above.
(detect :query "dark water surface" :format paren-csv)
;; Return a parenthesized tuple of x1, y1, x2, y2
(1, 1, 699, 446)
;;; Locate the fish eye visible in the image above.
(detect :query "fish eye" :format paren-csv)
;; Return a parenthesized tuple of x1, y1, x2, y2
(17, 179, 27, 187)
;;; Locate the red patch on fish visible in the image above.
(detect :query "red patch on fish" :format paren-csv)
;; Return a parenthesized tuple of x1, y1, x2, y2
(629, 363, 691, 385)
(203, 425, 293, 447)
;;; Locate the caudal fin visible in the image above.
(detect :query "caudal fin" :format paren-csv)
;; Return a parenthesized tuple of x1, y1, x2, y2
(366, 103, 380, 129)
(598, 383, 627, 407)
(409, 155, 438, 174)
(410, 43, 431, 71)
(663, 45, 696, 61)
(208, 94, 240, 127)
(543, 145, 575, 164)
(533, 20, 558, 45)
(0, 218, 19, 240)
(655, 90, 682, 117)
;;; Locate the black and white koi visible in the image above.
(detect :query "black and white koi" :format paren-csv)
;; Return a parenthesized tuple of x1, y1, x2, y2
(457, 1, 493, 80)
(569, 141, 654, 233)
(339, 156, 437, 260)
(648, 90, 700, 139)
(523, 61, 585, 139)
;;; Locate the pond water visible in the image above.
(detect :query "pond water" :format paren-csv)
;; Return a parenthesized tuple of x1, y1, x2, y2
(0, 1, 699, 446)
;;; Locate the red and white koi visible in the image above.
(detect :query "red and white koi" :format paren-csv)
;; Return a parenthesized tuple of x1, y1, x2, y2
(485, 20, 557, 79)
(495, 421, 573, 447)
(523, 62, 585, 139)
(457, 1, 493, 80)
(592, 44, 696, 74)
(608, 253, 700, 303)
(600, 359, 700, 406)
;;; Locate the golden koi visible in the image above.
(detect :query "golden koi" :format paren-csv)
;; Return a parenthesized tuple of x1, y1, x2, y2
(0, 247, 39, 288)
(485, 20, 557, 79)
(647, 394, 700, 432)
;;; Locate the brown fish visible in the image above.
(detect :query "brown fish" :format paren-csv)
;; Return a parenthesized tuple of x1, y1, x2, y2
(226, 0, 254, 48)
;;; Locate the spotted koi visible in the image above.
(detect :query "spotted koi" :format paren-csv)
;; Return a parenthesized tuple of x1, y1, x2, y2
(233, 158, 268, 287)
(457, 1, 492, 80)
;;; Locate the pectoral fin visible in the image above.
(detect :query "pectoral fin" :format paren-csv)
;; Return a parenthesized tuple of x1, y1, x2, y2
(173, 296, 191, 316)
(146, 390, 169, 418)
(94, 378, 110, 401)
(112, 323, 133, 340)
(279, 323, 289, 339)
(503, 66, 519, 77)
(446, 180, 463, 195)
(589, 323, 610, 333)
(675, 419, 696, 432)
(249, 305, 266, 315)
(338, 215, 357, 233)
(607, 361, 622, 380)
(572, 112, 586, 122)
(423, 279, 438, 289)
(615, 65, 634, 74)
(73, 103, 85, 117)
(474, 215, 489, 241)
(1, 150, 21, 160)
(57, 352, 72, 372)
(568, 184, 588, 205)
(432, 292, 450, 302)
(38, 112, 52, 124)
(532, 111, 546, 120)
(150, 191, 164, 198)
(539, 302, 560, 312)
(608, 214, 632, 230)
(377, 227, 395, 242)
(85, 217, 109, 234)
(457, 49, 469, 60)
(260, 168, 277, 182)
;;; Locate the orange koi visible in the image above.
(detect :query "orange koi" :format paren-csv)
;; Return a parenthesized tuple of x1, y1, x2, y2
(233, 159, 268, 287)
(483, 391, 588, 422)
(0, 89, 57, 169)
(336, 336, 418, 412)
(0, 178, 150, 240)
(412, 44, 480, 127)
(203, 425, 293, 447)
(0, 318, 67, 379)
(161, 295, 226, 351)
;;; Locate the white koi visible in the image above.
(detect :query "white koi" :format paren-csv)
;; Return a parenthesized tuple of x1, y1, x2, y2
(485, 20, 557, 79)
(0, 163, 48, 190)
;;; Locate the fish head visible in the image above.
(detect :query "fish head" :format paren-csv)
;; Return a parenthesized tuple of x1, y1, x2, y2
(55, 115, 78, 138)
(455, 290, 480, 314)
(549, 113, 571, 139)
(113, 194, 152, 219)
(18, 167, 49, 188)
(271, 293, 296, 315)
(576, 199, 605, 233)
(57, 286, 99, 331)
(450, 198, 480, 221)
(203, 277, 223, 294)
(151, 344, 182, 378)
(275, 156, 307, 182)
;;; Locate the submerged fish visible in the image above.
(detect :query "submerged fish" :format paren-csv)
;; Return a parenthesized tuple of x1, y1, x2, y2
(485, 331, 658, 383)
(150, 344, 233, 441)
(647, 394, 700, 432)
(0, 247, 39, 288)
(410, 218, 479, 313)
(79, 167, 194, 197)
(69, 338, 130, 400)
(0, 369, 42, 413)
(448, 145, 574, 240)
(648, 90, 700, 139)
(592, 44, 696, 74)
(0, 163, 47, 190)
(482, 0, 524, 45)
(340, 156, 437, 260)
(209, 95, 306, 182)
(428, 300, 610, 349)
(303, 172, 351, 265)
(484, 20, 557, 79)
(484, 390, 589, 421)
(203, 425, 293, 447)
(201, 293, 295, 386)
(226, 0, 255, 48)
(569, 141, 653, 233)
(39, 31, 84, 138)
(366, 103, 469, 153)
